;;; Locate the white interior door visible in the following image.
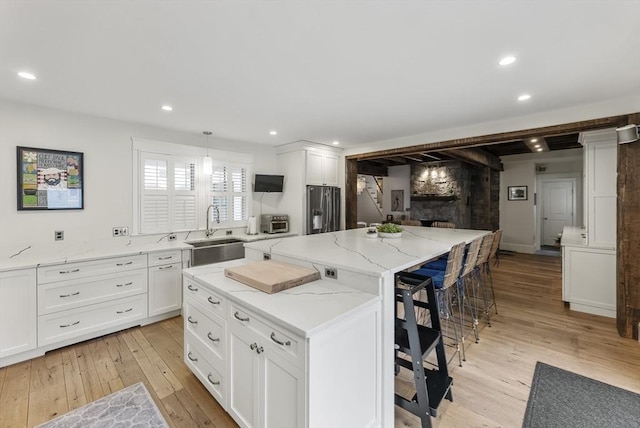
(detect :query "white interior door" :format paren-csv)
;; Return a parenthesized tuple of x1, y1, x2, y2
(541, 179, 575, 246)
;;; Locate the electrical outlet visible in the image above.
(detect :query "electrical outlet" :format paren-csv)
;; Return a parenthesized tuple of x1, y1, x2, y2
(168, 234, 177, 241)
(263, 253, 271, 261)
(325, 268, 337, 279)
(226, 230, 233, 235)
(54, 230, 64, 241)
(112, 227, 129, 237)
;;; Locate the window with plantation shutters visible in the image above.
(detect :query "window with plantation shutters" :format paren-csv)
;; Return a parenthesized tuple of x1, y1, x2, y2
(207, 162, 250, 224)
(133, 138, 253, 235)
(139, 152, 198, 234)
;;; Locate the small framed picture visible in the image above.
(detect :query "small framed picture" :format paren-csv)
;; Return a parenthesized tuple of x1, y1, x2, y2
(508, 185, 528, 201)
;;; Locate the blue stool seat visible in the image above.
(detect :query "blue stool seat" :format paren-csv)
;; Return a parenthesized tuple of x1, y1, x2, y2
(413, 268, 445, 289)
(422, 258, 448, 271)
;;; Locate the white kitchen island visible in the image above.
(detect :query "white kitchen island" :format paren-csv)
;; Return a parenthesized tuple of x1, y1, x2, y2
(239, 226, 489, 427)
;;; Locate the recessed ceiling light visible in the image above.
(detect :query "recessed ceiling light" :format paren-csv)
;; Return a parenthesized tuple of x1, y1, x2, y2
(499, 56, 516, 66)
(531, 138, 538, 143)
(537, 148, 543, 152)
(534, 144, 541, 148)
(518, 94, 531, 101)
(332, 141, 340, 145)
(269, 130, 277, 135)
(161, 105, 173, 111)
(18, 71, 36, 80)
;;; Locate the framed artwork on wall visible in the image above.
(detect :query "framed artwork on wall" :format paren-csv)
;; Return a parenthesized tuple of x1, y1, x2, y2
(17, 146, 84, 210)
(508, 185, 528, 201)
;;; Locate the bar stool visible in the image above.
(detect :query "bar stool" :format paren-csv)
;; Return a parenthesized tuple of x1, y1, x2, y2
(473, 233, 495, 327)
(419, 236, 484, 345)
(409, 241, 467, 367)
(482, 230, 502, 318)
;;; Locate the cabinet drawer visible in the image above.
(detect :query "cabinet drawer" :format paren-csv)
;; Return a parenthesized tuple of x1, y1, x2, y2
(184, 278, 226, 319)
(38, 294, 147, 346)
(148, 250, 182, 267)
(38, 269, 147, 315)
(184, 302, 225, 364)
(185, 339, 226, 407)
(229, 303, 302, 366)
(38, 254, 147, 284)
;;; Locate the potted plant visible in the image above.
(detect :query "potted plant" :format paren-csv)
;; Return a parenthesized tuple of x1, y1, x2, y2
(377, 223, 403, 238)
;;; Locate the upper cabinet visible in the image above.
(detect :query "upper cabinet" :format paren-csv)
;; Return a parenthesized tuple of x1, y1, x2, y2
(579, 128, 617, 249)
(306, 150, 339, 186)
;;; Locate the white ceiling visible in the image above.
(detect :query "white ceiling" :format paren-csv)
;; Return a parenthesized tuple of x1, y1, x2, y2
(1, 1, 639, 148)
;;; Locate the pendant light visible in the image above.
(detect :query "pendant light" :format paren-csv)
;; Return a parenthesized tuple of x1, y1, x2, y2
(203, 131, 213, 175)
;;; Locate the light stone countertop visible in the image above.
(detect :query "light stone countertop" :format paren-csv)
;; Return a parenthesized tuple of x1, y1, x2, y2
(561, 226, 588, 247)
(244, 226, 489, 277)
(0, 232, 297, 272)
(183, 258, 381, 338)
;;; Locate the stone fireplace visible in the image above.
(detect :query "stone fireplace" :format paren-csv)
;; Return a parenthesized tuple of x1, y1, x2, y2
(410, 161, 499, 230)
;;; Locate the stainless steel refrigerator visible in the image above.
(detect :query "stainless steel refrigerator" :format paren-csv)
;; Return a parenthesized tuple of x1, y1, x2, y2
(306, 185, 340, 234)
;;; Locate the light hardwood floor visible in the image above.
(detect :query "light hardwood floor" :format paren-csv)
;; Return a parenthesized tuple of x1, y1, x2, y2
(1, 253, 639, 427)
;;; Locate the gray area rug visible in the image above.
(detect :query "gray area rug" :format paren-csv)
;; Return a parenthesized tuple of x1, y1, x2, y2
(37, 382, 168, 428)
(523, 362, 640, 428)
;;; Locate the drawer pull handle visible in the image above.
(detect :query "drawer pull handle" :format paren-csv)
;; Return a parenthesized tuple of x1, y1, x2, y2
(116, 282, 133, 288)
(158, 256, 173, 260)
(234, 311, 249, 322)
(250, 343, 258, 350)
(116, 261, 133, 266)
(59, 269, 80, 274)
(208, 297, 221, 305)
(270, 332, 291, 347)
(188, 284, 198, 292)
(207, 332, 220, 342)
(188, 316, 198, 324)
(159, 265, 174, 270)
(117, 308, 133, 314)
(59, 291, 80, 298)
(207, 374, 220, 385)
(187, 352, 198, 362)
(60, 321, 80, 328)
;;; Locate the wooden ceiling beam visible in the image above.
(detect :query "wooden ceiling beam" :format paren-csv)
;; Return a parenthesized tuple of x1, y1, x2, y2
(347, 114, 633, 161)
(357, 162, 388, 177)
(446, 148, 504, 171)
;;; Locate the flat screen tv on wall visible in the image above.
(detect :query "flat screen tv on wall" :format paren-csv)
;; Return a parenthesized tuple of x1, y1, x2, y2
(254, 174, 284, 192)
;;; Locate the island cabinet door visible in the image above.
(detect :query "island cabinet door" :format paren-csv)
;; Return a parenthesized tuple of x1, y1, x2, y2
(262, 349, 304, 428)
(229, 327, 261, 428)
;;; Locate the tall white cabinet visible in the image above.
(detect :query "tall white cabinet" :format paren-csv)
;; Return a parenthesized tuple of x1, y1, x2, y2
(561, 128, 617, 318)
(276, 141, 342, 235)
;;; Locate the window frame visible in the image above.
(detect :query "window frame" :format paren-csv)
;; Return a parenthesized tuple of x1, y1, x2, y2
(132, 137, 253, 236)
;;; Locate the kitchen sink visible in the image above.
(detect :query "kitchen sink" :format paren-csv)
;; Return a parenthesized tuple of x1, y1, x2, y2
(187, 238, 245, 266)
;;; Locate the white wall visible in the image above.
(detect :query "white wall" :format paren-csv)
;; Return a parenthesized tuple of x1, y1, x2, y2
(0, 100, 277, 252)
(499, 149, 583, 253)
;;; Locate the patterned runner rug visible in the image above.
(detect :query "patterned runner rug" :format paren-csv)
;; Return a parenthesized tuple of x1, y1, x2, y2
(37, 382, 168, 428)
(523, 362, 640, 428)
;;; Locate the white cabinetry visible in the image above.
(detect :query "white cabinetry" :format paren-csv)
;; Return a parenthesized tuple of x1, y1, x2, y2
(306, 150, 339, 186)
(0, 269, 37, 359)
(184, 278, 228, 406)
(148, 250, 182, 317)
(276, 141, 342, 235)
(182, 262, 382, 428)
(37, 254, 148, 348)
(580, 129, 617, 249)
(228, 303, 304, 428)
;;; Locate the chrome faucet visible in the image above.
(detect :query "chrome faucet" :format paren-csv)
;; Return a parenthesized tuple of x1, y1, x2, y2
(206, 204, 220, 237)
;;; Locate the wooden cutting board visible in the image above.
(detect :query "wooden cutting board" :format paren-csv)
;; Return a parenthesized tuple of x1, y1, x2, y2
(224, 260, 321, 294)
